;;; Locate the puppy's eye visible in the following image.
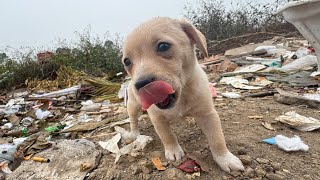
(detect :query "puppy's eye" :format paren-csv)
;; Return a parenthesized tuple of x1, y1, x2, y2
(123, 58, 132, 67)
(157, 42, 171, 52)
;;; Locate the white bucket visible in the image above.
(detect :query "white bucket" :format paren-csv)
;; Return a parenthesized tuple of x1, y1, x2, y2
(277, 0, 320, 70)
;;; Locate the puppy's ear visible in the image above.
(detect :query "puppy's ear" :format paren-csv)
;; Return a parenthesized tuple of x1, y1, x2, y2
(179, 18, 208, 58)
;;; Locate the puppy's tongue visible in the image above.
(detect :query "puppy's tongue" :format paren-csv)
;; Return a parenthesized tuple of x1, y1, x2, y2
(138, 81, 174, 110)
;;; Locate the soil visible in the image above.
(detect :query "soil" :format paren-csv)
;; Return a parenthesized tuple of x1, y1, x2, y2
(87, 87, 320, 180)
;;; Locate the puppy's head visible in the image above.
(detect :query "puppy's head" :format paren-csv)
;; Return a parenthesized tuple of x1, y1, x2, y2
(122, 17, 207, 110)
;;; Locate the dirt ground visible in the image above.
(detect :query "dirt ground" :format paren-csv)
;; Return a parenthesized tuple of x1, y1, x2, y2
(86, 87, 320, 180)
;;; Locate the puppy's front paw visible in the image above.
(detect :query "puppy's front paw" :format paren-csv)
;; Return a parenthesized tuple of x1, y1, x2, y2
(165, 145, 185, 161)
(215, 151, 244, 173)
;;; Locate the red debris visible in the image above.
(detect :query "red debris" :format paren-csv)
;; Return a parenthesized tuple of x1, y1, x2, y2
(177, 159, 201, 173)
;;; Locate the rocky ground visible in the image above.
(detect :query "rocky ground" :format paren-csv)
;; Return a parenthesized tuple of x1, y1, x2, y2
(87, 94, 320, 180)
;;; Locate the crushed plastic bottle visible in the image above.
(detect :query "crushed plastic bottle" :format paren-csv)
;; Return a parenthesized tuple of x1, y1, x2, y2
(20, 117, 34, 127)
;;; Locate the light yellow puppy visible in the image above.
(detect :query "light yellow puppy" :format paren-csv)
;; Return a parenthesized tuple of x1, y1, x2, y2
(122, 17, 244, 172)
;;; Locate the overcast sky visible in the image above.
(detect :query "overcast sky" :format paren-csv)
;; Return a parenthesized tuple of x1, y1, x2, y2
(0, 0, 280, 50)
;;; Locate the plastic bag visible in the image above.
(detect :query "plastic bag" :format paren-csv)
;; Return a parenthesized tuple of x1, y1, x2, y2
(275, 135, 309, 152)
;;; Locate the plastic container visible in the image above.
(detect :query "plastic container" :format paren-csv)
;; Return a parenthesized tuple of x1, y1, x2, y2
(277, 0, 320, 70)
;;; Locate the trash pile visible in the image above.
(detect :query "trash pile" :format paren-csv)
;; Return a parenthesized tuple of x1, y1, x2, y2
(202, 35, 319, 102)
(0, 65, 132, 179)
(202, 35, 320, 155)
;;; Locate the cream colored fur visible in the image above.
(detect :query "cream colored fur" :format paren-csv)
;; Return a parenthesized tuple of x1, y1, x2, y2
(122, 17, 244, 172)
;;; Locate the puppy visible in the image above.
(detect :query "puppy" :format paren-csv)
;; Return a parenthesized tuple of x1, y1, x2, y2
(122, 17, 244, 172)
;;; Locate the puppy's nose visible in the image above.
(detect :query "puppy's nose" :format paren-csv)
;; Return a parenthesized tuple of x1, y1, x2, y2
(135, 76, 156, 90)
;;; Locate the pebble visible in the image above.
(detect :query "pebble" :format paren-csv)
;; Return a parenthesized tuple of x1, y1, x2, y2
(142, 174, 152, 180)
(127, 155, 137, 163)
(239, 155, 252, 165)
(243, 167, 255, 178)
(271, 162, 281, 171)
(162, 161, 169, 167)
(165, 168, 185, 180)
(150, 151, 162, 158)
(138, 159, 148, 165)
(256, 158, 269, 164)
(303, 174, 312, 179)
(0, 173, 4, 180)
(255, 166, 266, 177)
(263, 164, 274, 172)
(141, 165, 153, 174)
(237, 147, 247, 155)
(106, 169, 121, 180)
(132, 166, 142, 175)
(266, 173, 285, 180)
(230, 170, 241, 177)
(222, 176, 231, 180)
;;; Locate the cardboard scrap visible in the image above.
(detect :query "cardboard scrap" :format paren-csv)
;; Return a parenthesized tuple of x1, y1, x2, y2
(276, 111, 320, 131)
(151, 157, 166, 171)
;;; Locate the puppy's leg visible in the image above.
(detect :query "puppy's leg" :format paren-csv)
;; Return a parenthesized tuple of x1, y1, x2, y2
(196, 109, 244, 172)
(127, 90, 141, 139)
(149, 113, 184, 161)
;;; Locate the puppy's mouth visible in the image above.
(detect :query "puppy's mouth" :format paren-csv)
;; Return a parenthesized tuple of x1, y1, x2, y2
(155, 93, 176, 109)
(137, 80, 177, 110)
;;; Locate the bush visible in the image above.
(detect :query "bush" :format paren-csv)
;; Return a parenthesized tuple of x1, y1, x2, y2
(0, 56, 60, 90)
(0, 30, 124, 90)
(53, 30, 124, 77)
(184, 0, 298, 42)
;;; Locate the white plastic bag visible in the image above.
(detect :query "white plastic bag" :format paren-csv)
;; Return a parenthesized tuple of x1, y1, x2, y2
(275, 135, 309, 152)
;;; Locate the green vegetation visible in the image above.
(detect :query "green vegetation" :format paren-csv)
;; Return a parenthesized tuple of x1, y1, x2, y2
(184, 0, 298, 41)
(0, 30, 124, 90)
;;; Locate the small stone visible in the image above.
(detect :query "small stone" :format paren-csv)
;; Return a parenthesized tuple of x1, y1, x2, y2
(238, 147, 247, 155)
(138, 159, 148, 165)
(143, 174, 152, 180)
(255, 166, 266, 177)
(304, 174, 312, 180)
(263, 164, 274, 172)
(165, 168, 185, 180)
(271, 162, 281, 171)
(239, 155, 252, 165)
(243, 167, 255, 178)
(256, 158, 269, 164)
(0, 173, 5, 180)
(162, 161, 169, 167)
(266, 173, 285, 180)
(230, 170, 241, 177)
(222, 175, 231, 180)
(275, 171, 286, 177)
(150, 151, 162, 158)
(132, 166, 142, 175)
(141, 164, 153, 174)
(127, 155, 136, 163)
(106, 169, 121, 180)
